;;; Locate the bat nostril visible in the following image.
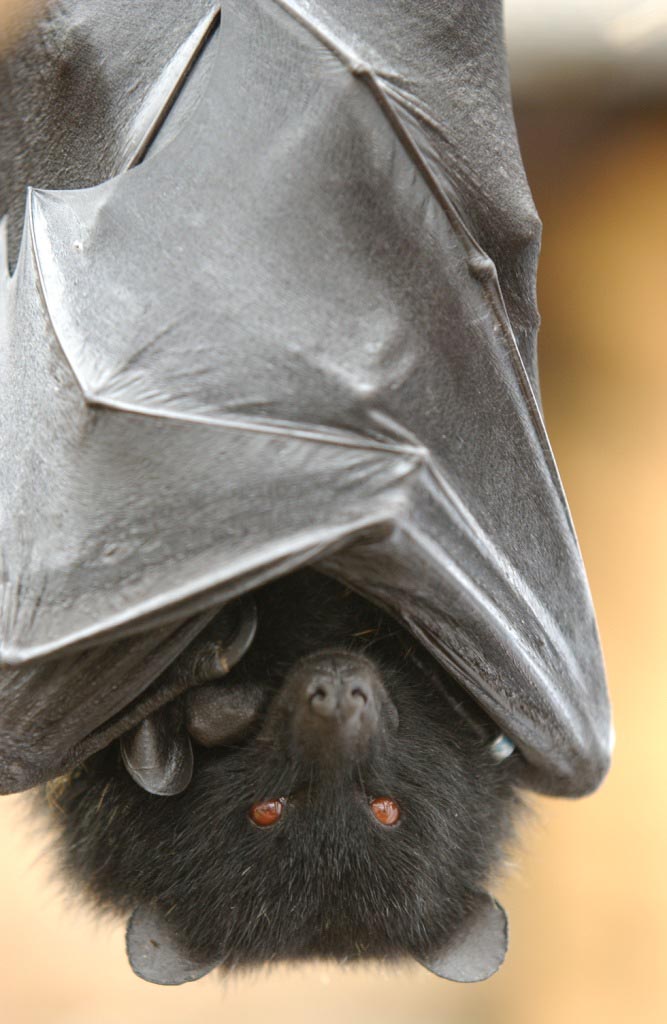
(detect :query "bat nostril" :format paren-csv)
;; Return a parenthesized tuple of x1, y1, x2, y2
(308, 679, 338, 718)
(349, 684, 369, 705)
(297, 654, 381, 725)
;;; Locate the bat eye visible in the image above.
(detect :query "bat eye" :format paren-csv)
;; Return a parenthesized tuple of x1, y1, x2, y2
(369, 796, 401, 826)
(249, 798, 286, 827)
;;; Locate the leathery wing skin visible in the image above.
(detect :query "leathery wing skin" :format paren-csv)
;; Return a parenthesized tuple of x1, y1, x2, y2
(0, 0, 611, 796)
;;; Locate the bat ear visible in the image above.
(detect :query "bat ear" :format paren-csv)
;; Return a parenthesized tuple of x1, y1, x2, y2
(126, 906, 219, 985)
(120, 707, 193, 796)
(416, 892, 508, 983)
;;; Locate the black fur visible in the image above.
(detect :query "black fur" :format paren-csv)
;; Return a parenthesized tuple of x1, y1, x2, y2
(40, 569, 520, 970)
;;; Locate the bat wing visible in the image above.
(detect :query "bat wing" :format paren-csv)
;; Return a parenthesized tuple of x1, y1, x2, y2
(0, 0, 611, 795)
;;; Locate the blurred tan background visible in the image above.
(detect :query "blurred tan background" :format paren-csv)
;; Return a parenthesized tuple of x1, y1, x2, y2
(1, 2, 665, 1022)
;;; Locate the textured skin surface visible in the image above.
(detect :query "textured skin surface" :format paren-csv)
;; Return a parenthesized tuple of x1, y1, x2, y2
(0, 1, 610, 795)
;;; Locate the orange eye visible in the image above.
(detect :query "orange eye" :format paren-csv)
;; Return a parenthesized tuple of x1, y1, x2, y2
(370, 796, 401, 826)
(249, 798, 285, 827)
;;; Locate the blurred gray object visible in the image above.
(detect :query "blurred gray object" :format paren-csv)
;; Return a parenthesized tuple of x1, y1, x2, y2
(0, 1, 611, 796)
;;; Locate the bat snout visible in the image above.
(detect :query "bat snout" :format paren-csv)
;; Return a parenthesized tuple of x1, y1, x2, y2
(283, 651, 389, 761)
(306, 658, 374, 722)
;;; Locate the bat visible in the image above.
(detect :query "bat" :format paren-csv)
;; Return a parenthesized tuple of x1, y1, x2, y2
(41, 568, 520, 984)
(0, 0, 612, 982)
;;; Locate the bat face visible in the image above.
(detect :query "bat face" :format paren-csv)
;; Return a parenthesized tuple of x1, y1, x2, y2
(41, 570, 519, 983)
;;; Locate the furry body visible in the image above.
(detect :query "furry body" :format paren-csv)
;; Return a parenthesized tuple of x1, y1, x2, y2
(42, 570, 520, 972)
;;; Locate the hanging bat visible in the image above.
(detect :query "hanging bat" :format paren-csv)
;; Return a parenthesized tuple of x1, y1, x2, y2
(0, 0, 612, 984)
(45, 567, 519, 984)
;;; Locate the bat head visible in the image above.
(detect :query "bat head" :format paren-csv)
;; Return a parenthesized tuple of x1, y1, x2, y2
(44, 571, 518, 984)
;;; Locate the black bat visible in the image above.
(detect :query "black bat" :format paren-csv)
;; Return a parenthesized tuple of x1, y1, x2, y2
(0, 0, 611, 984)
(43, 568, 519, 984)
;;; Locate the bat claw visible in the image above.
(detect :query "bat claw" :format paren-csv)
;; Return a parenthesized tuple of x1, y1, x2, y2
(195, 595, 257, 682)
